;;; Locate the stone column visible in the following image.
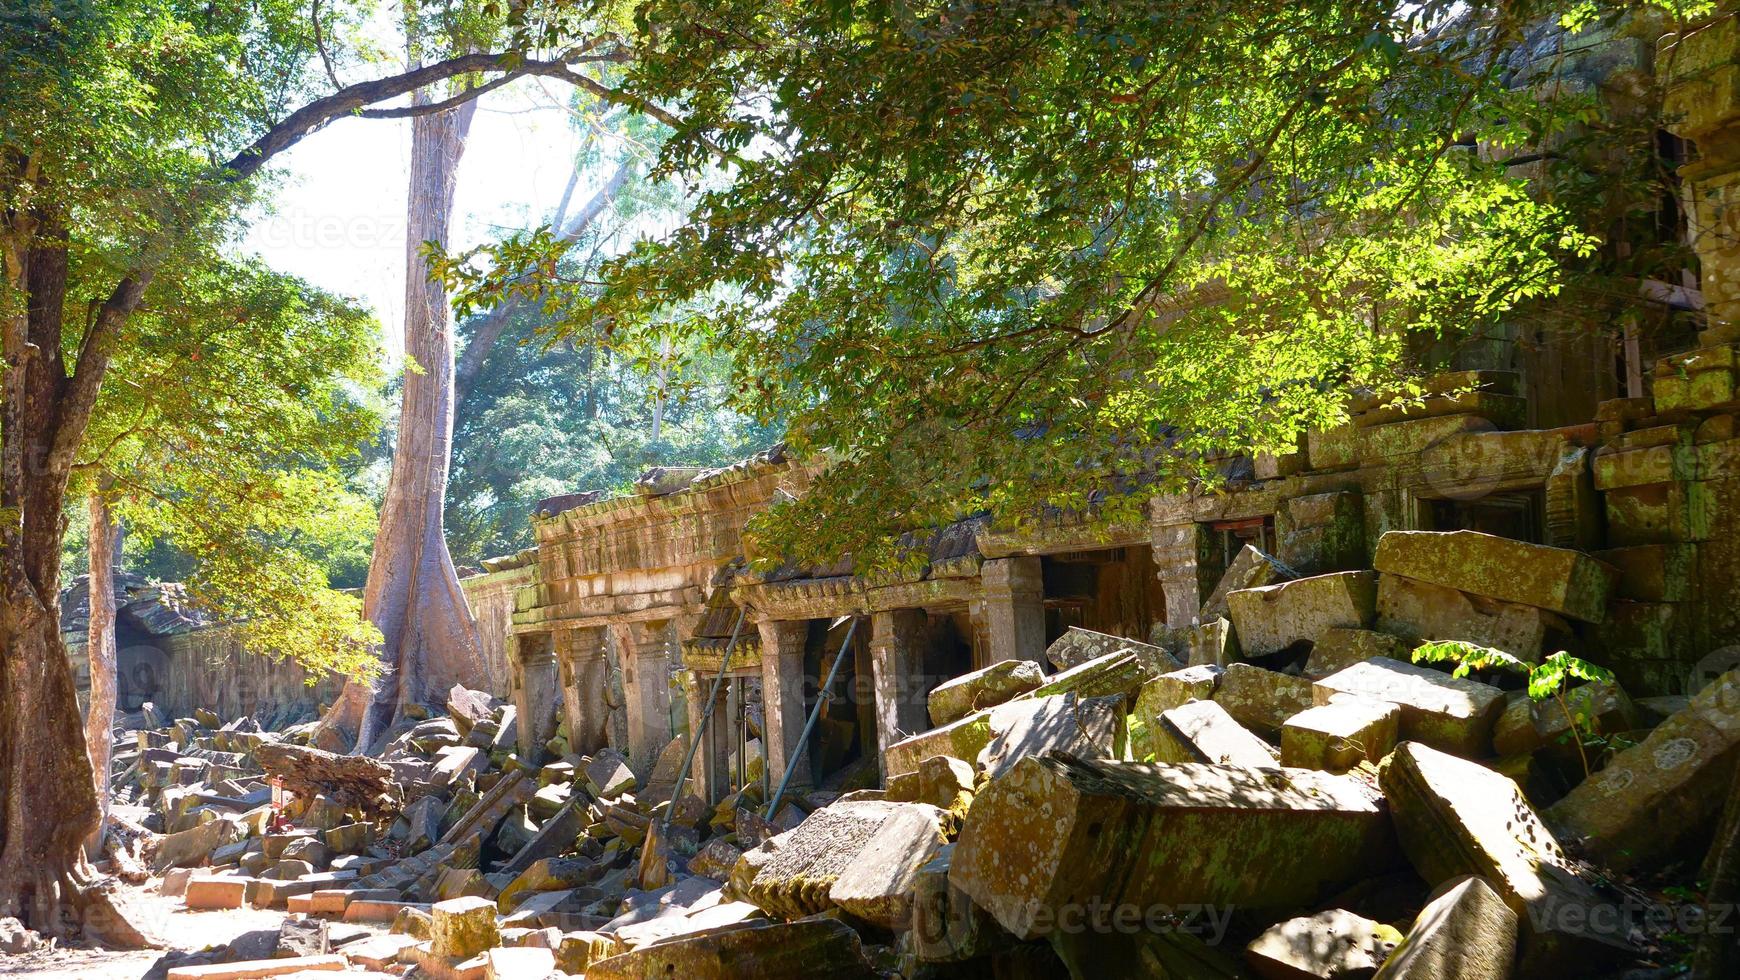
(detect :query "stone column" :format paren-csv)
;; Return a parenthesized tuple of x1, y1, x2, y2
(871, 608, 929, 780)
(555, 626, 610, 756)
(1153, 521, 1205, 626)
(512, 632, 559, 764)
(679, 671, 733, 803)
(757, 619, 812, 795)
(979, 556, 1046, 664)
(612, 619, 674, 775)
(1663, 18, 1740, 340)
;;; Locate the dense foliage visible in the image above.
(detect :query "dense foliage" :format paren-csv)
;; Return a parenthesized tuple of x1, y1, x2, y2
(442, 0, 1709, 571)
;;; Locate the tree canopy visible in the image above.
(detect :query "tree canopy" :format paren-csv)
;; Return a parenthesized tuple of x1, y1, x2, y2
(441, 0, 1708, 570)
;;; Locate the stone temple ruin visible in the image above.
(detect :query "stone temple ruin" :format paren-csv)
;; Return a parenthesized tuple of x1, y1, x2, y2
(42, 11, 1740, 980)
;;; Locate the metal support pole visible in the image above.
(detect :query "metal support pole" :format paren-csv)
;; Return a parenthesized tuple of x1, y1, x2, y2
(664, 609, 745, 830)
(765, 615, 858, 820)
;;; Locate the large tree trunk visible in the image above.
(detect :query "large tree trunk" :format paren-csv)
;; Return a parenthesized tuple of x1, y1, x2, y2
(83, 488, 119, 857)
(323, 94, 485, 753)
(0, 218, 154, 945)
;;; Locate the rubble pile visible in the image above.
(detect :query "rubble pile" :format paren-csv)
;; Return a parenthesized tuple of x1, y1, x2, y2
(91, 527, 1738, 978)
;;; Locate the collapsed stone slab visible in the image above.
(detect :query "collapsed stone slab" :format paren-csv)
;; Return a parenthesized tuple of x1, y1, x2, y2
(908, 844, 1014, 964)
(1281, 698, 1400, 772)
(583, 918, 879, 979)
(1244, 908, 1400, 980)
(827, 800, 949, 928)
(927, 659, 1044, 727)
(1547, 667, 1740, 871)
(731, 800, 945, 920)
(1373, 530, 1615, 623)
(1151, 699, 1278, 767)
(1378, 742, 1637, 972)
(1200, 544, 1298, 622)
(951, 755, 1398, 941)
(1214, 663, 1315, 737)
(1045, 626, 1173, 673)
(883, 692, 1121, 780)
(1313, 658, 1504, 757)
(1372, 875, 1517, 980)
(1375, 574, 1559, 660)
(1226, 571, 1378, 657)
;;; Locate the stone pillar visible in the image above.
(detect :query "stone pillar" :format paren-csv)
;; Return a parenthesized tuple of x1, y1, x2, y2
(555, 626, 610, 756)
(979, 556, 1046, 665)
(612, 619, 674, 775)
(1153, 521, 1206, 625)
(680, 671, 733, 803)
(1663, 17, 1740, 341)
(512, 632, 559, 764)
(758, 619, 812, 795)
(871, 608, 929, 780)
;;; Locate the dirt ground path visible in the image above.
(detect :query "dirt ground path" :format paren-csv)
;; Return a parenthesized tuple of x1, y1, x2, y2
(0, 881, 349, 979)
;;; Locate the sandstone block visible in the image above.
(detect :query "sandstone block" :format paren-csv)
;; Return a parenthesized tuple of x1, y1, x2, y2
(951, 756, 1398, 940)
(828, 801, 949, 928)
(1547, 667, 1740, 871)
(1045, 627, 1173, 673)
(1200, 544, 1297, 621)
(1373, 530, 1614, 622)
(165, 955, 345, 980)
(1214, 663, 1315, 737)
(183, 876, 249, 910)
(909, 844, 1014, 963)
(1372, 875, 1517, 980)
(927, 659, 1044, 727)
(1245, 909, 1400, 980)
(583, 919, 878, 979)
(584, 749, 637, 799)
(432, 896, 501, 961)
(485, 945, 554, 980)
(1376, 574, 1557, 659)
(1152, 699, 1278, 767)
(1379, 742, 1635, 972)
(1303, 628, 1407, 679)
(1492, 683, 1637, 760)
(1281, 699, 1401, 771)
(734, 800, 945, 920)
(1227, 571, 1378, 656)
(1134, 666, 1224, 755)
(884, 692, 1121, 780)
(1314, 658, 1505, 757)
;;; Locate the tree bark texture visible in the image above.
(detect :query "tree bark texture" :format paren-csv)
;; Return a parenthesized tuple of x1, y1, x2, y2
(326, 94, 485, 753)
(0, 219, 152, 944)
(83, 489, 119, 857)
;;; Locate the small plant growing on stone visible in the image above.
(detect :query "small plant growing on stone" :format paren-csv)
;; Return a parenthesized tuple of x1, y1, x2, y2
(1411, 640, 1617, 777)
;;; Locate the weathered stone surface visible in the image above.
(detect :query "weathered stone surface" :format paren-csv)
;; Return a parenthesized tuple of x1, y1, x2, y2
(1152, 699, 1278, 767)
(1185, 617, 1241, 667)
(927, 659, 1044, 727)
(733, 800, 943, 919)
(1028, 647, 1171, 703)
(1045, 626, 1172, 673)
(1375, 574, 1557, 660)
(886, 754, 976, 824)
(431, 896, 501, 961)
(951, 756, 1398, 940)
(1244, 909, 1400, 980)
(155, 816, 242, 871)
(1492, 683, 1637, 759)
(183, 876, 250, 909)
(884, 692, 1120, 780)
(1201, 544, 1297, 622)
(1379, 742, 1635, 971)
(1372, 875, 1517, 980)
(583, 918, 878, 979)
(1133, 665, 1224, 757)
(1304, 628, 1408, 679)
(1373, 530, 1615, 622)
(909, 844, 1014, 963)
(1313, 658, 1505, 757)
(1547, 667, 1740, 871)
(584, 749, 637, 799)
(1226, 571, 1378, 657)
(1282, 699, 1400, 771)
(1214, 663, 1315, 737)
(498, 857, 597, 914)
(484, 945, 554, 980)
(446, 684, 497, 739)
(827, 802, 948, 928)
(976, 693, 1123, 779)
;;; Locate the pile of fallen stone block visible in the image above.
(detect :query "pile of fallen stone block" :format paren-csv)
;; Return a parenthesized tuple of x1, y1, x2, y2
(95, 528, 1739, 979)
